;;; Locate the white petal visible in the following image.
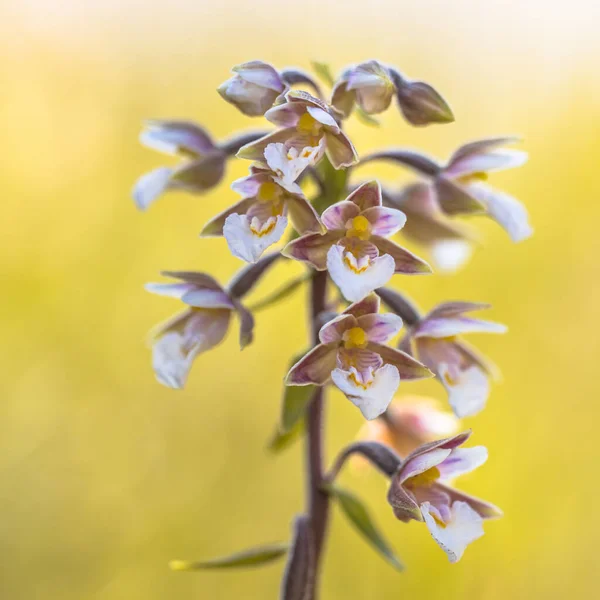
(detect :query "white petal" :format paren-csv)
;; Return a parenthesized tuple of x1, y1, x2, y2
(326, 245, 395, 302)
(331, 364, 399, 420)
(152, 332, 197, 389)
(223, 213, 288, 263)
(438, 446, 488, 480)
(440, 363, 490, 418)
(430, 240, 473, 273)
(421, 501, 484, 563)
(132, 167, 173, 210)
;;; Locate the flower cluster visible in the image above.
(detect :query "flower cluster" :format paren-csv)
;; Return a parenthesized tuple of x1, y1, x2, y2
(133, 58, 530, 583)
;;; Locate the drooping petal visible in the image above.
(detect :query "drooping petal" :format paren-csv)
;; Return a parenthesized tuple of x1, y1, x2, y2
(327, 245, 395, 302)
(362, 206, 407, 237)
(421, 501, 484, 563)
(132, 167, 173, 210)
(325, 131, 359, 169)
(371, 237, 432, 274)
(434, 482, 503, 520)
(331, 365, 400, 420)
(223, 214, 288, 263)
(200, 197, 256, 237)
(445, 149, 528, 179)
(140, 120, 216, 156)
(367, 343, 433, 380)
(426, 301, 492, 319)
(152, 331, 197, 389)
(414, 317, 507, 338)
(467, 182, 533, 242)
(307, 105, 339, 131)
(434, 177, 486, 215)
(321, 201, 360, 231)
(437, 446, 488, 480)
(430, 240, 474, 273)
(439, 363, 490, 418)
(285, 194, 324, 234)
(357, 313, 404, 343)
(170, 153, 226, 192)
(160, 271, 223, 290)
(286, 344, 338, 386)
(282, 231, 343, 269)
(145, 282, 234, 309)
(447, 137, 520, 165)
(318, 314, 357, 344)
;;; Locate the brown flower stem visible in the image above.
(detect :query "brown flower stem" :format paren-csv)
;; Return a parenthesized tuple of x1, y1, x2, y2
(305, 269, 330, 598)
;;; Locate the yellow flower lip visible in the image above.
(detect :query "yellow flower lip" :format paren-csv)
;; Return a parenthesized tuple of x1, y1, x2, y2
(405, 466, 441, 489)
(346, 215, 371, 241)
(344, 326, 368, 349)
(297, 112, 322, 136)
(257, 181, 280, 202)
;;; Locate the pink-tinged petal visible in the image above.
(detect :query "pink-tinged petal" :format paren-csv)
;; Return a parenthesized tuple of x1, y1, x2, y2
(232, 298, 254, 349)
(236, 129, 296, 161)
(414, 317, 507, 338)
(346, 180, 382, 211)
(264, 101, 307, 128)
(400, 447, 452, 483)
(331, 364, 400, 420)
(145, 282, 234, 309)
(357, 313, 403, 343)
(394, 78, 454, 126)
(286, 195, 324, 234)
(170, 153, 226, 193)
(282, 231, 342, 269)
(400, 431, 471, 471)
(434, 177, 486, 215)
(321, 201, 360, 230)
(331, 80, 355, 118)
(437, 446, 488, 480)
(141, 120, 215, 156)
(145, 282, 197, 300)
(325, 131, 358, 169)
(231, 172, 269, 198)
(426, 301, 492, 319)
(367, 343, 433, 380)
(362, 206, 407, 237)
(467, 182, 533, 242)
(371, 237, 432, 274)
(337, 347, 384, 372)
(445, 149, 528, 179)
(132, 167, 173, 210)
(232, 60, 284, 92)
(434, 482, 503, 520)
(347, 60, 395, 114)
(421, 501, 484, 563)
(152, 309, 231, 389)
(318, 314, 356, 344)
(286, 344, 338, 385)
(200, 197, 256, 237)
(439, 363, 490, 418)
(387, 478, 422, 522)
(327, 245, 395, 302)
(160, 271, 223, 290)
(342, 294, 380, 318)
(448, 137, 520, 165)
(223, 213, 288, 263)
(306, 105, 339, 131)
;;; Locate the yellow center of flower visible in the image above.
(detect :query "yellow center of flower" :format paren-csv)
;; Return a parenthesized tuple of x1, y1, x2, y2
(344, 327, 368, 349)
(257, 181, 279, 202)
(346, 215, 371, 241)
(348, 370, 371, 390)
(405, 466, 441, 489)
(297, 112, 323, 138)
(458, 171, 488, 184)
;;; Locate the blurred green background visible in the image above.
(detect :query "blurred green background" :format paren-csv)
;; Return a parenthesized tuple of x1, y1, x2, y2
(1, 1, 599, 598)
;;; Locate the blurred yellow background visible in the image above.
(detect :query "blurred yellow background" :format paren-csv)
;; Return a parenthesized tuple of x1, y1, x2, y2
(2, 0, 599, 598)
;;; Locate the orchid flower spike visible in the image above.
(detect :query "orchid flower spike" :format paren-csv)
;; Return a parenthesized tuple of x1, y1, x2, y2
(401, 301, 507, 417)
(284, 181, 431, 302)
(237, 90, 358, 169)
(331, 60, 453, 125)
(145, 271, 253, 389)
(201, 143, 324, 263)
(286, 294, 432, 420)
(387, 431, 502, 563)
(355, 396, 460, 462)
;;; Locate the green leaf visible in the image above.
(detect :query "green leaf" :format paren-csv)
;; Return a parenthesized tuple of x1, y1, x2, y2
(169, 543, 288, 571)
(355, 107, 381, 128)
(310, 61, 335, 87)
(268, 419, 305, 453)
(281, 383, 316, 431)
(325, 485, 403, 572)
(248, 274, 310, 313)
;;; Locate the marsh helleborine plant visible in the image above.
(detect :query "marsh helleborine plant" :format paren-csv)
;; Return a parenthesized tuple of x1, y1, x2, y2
(133, 58, 532, 598)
